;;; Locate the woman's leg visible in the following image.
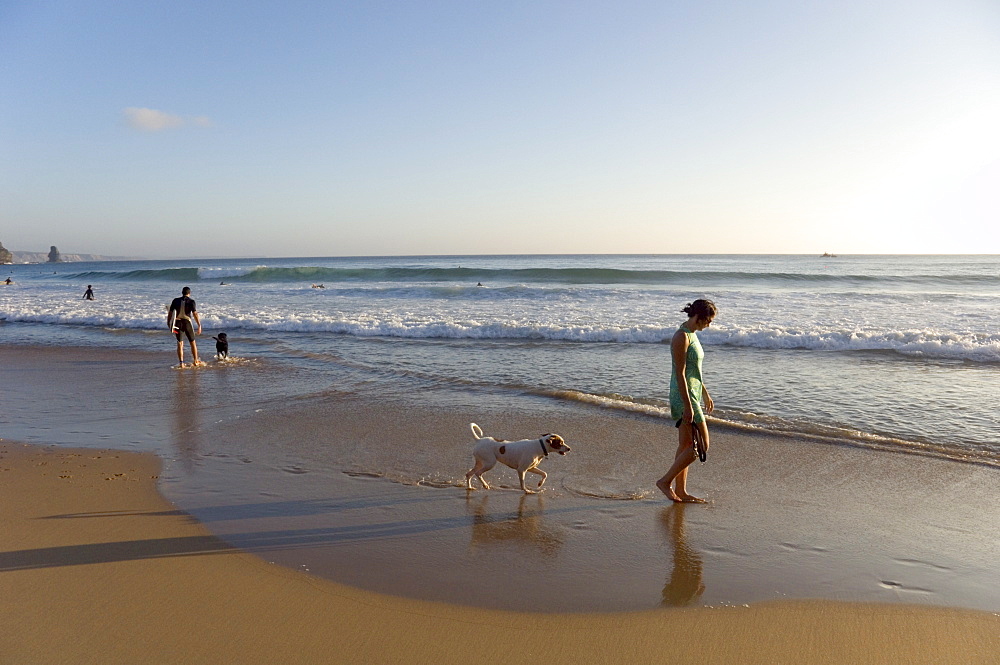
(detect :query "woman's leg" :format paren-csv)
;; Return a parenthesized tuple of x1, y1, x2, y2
(674, 421, 708, 502)
(656, 422, 697, 502)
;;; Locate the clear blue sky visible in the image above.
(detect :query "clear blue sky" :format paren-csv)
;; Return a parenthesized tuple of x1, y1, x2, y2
(2, 1, 998, 257)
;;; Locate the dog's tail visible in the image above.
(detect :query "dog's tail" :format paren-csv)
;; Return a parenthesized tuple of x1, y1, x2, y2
(470, 423, 484, 440)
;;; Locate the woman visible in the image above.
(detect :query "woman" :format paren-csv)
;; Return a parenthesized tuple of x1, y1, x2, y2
(656, 299, 717, 503)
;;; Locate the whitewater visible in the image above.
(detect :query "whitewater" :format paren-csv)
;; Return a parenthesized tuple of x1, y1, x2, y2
(2, 254, 998, 462)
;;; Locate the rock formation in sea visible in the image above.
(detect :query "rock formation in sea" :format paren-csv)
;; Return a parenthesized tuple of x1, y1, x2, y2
(0, 241, 12, 264)
(4, 247, 135, 263)
(48, 246, 62, 263)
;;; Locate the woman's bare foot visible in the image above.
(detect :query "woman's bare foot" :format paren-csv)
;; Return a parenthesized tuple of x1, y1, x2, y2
(656, 479, 683, 502)
(677, 493, 706, 503)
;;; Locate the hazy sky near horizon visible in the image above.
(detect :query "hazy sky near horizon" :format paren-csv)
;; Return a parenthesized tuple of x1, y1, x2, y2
(2, 1, 998, 258)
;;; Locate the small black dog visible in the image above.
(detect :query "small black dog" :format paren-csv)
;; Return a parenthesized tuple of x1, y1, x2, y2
(212, 332, 229, 359)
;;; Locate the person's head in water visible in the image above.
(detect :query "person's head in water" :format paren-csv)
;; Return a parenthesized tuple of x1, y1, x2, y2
(682, 299, 717, 329)
(182, 286, 191, 296)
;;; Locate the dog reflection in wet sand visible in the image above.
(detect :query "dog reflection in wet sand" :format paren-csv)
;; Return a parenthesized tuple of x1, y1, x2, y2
(465, 423, 571, 494)
(466, 494, 564, 556)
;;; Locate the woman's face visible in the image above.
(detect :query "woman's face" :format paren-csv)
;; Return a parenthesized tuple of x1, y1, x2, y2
(694, 314, 715, 331)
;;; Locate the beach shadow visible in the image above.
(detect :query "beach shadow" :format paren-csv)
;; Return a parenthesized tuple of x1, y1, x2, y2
(37, 494, 449, 523)
(11, 492, 592, 571)
(0, 535, 236, 571)
(1, 514, 497, 571)
(660, 504, 705, 606)
(36, 508, 189, 520)
(465, 493, 564, 556)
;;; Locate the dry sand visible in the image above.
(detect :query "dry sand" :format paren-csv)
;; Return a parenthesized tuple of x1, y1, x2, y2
(2, 441, 998, 665)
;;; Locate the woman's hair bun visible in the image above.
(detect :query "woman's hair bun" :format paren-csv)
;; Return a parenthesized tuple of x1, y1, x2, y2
(682, 299, 717, 319)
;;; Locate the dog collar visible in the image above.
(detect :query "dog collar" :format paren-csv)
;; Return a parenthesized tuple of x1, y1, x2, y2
(539, 438, 548, 457)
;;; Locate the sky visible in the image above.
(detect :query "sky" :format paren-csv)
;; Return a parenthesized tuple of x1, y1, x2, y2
(1, 0, 998, 258)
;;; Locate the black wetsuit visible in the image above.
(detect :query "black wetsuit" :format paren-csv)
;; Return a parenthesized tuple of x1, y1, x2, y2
(169, 296, 197, 341)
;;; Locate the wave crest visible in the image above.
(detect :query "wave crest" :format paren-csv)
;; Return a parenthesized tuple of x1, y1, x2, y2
(707, 327, 1000, 362)
(57, 265, 1000, 286)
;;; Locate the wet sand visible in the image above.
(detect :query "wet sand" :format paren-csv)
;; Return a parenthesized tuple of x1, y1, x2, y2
(159, 394, 1000, 613)
(2, 345, 999, 662)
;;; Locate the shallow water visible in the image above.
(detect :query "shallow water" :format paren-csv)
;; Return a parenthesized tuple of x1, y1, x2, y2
(4, 345, 997, 613)
(3, 254, 998, 466)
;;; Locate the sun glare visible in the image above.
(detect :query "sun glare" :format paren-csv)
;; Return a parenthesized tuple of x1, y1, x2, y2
(833, 104, 1000, 252)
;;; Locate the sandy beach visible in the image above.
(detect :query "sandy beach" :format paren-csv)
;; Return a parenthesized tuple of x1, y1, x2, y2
(1, 441, 997, 664)
(2, 345, 999, 663)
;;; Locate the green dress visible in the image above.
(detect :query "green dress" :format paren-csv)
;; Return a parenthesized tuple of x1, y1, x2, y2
(669, 324, 705, 424)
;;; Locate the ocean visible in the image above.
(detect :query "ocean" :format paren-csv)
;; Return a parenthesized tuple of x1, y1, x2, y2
(2, 253, 997, 471)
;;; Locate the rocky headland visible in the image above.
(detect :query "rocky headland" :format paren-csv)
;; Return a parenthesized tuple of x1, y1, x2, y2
(2, 247, 130, 264)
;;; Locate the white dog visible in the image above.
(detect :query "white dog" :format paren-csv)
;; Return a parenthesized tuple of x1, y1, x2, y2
(465, 423, 571, 494)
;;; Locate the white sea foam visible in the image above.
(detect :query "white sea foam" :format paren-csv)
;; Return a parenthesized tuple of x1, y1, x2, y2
(3, 295, 998, 363)
(706, 327, 1000, 362)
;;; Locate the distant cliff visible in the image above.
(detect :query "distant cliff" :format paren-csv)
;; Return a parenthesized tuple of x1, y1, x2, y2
(0, 241, 12, 264)
(9, 250, 126, 263)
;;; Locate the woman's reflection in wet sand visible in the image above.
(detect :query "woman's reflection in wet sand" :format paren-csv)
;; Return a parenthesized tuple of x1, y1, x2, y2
(171, 369, 203, 470)
(660, 503, 705, 606)
(465, 493, 564, 556)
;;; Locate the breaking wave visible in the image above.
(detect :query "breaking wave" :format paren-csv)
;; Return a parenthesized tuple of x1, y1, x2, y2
(2, 304, 998, 363)
(56, 265, 1000, 287)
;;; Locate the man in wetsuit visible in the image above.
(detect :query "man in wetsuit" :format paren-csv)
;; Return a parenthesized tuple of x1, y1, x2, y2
(167, 286, 203, 365)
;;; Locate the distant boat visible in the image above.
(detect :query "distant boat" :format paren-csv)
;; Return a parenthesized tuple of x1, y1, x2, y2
(821, 252, 837, 257)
